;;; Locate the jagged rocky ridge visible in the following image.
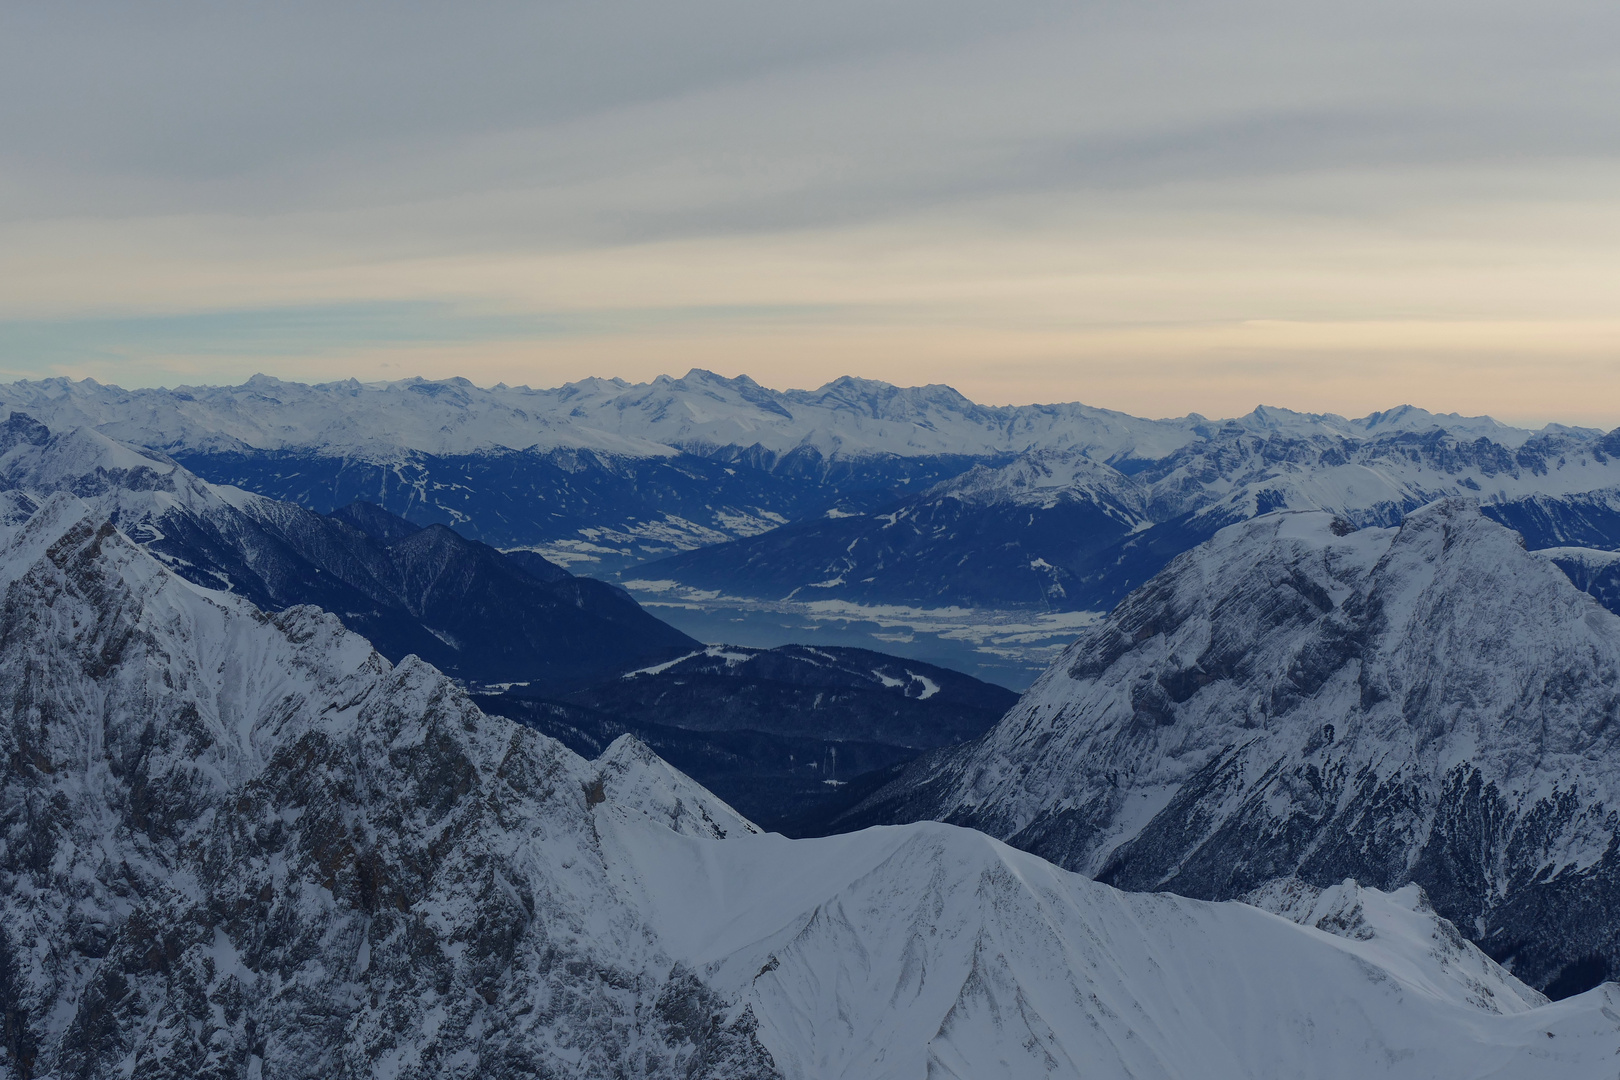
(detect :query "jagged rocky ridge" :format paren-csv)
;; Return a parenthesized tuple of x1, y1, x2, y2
(840, 501, 1620, 995)
(0, 495, 777, 1079)
(4, 495, 1619, 1077)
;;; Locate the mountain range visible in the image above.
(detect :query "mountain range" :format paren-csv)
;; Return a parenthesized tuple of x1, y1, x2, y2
(2, 370, 1564, 460)
(0, 373, 1604, 573)
(0, 412, 696, 691)
(0, 411, 1015, 827)
(643, 425, 1620, 613)
(9, 372, 1616, 678)
(2, 491, 1616, 1078)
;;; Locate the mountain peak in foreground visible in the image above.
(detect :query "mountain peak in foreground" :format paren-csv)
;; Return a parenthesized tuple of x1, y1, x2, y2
(4, 495, 1619, 1077)
(842, 499, 1620, 993)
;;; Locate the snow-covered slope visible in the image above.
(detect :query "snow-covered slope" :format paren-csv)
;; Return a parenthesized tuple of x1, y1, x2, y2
(592, 734, 760, 840)
(1242, 877, 1549, 1013)
(598, 816, 1620, 1080)
(2, 494, 1616, 1078)
(843, 501, 1620, 993)
(0, 372, 1581, 461)
(1140, 427, 1620, 526)
(645, 449, 1150, 608)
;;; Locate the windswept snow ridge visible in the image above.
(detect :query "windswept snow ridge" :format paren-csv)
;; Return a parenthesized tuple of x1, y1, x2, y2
(598, 817, 1619, 1080)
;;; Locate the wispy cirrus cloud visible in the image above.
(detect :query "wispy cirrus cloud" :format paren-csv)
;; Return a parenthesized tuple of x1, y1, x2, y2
(1, 1, 1617, 423)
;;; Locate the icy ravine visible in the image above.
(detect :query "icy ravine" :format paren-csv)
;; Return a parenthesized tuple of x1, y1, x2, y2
(847, 500, 1620, 992)
(3, 495, 1618, 1078)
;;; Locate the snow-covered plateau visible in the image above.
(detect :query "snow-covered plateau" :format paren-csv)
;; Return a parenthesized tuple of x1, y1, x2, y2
(2, 495, 1617, 1078)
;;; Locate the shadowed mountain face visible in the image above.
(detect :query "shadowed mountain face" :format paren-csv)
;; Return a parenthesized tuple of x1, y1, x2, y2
(172, 442, 984, 572)
(151, 496, 703, 691)
(1538, 548, 1620, 618)
(839, 502, 1620, 996)
(642, 452, 1147, 609)
(0, 413, 700, 691)
(569, 644, 1016, 745)
(480, 644, 1018, 831)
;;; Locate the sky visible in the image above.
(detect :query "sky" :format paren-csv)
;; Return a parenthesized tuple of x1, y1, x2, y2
(1, 1, 1617, 427)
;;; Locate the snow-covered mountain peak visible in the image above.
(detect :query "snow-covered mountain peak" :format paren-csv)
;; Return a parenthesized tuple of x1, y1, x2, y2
(0, 421, 181, 490)
(1227, 402, 1556, 447)
(0, 418, 251, 556)
(593, 733, 759, 839)
(1243, 877, 1547, 1014)
(923, 449, 1149, 526)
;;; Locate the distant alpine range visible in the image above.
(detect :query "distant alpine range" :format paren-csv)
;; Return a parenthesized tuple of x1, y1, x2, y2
(3, 372, 1616, 678)
(3, 372, 1620, 1076)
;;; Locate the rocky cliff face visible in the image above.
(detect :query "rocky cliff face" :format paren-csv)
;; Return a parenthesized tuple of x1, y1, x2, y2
(843, 501, 1620, 994)
(0, 495, 772, 1080)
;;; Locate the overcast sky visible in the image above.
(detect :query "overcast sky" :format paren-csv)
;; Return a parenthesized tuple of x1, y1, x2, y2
(2, 1, 1617, 424)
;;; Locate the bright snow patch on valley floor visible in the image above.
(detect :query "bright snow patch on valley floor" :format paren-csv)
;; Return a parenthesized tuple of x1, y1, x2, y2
(619, 580, 1101, 687)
